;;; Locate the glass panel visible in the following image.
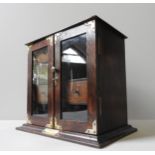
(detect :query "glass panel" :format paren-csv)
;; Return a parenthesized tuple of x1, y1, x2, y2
(61, 34, 88, 122)
(32, 47, 48, 117)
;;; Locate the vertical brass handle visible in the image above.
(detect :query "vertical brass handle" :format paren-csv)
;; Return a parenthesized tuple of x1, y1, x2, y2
(51, 66, 56, 72)
(51, 66, 59, 81)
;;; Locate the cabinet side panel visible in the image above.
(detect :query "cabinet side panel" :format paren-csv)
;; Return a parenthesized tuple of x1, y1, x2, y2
(96, 21, 127, 134)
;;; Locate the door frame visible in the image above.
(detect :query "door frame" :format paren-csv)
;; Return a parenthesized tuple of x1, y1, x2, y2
(54, 20, 97, 134)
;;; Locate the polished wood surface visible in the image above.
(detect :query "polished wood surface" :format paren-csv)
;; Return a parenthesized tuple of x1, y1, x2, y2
(96, 18, 128, 134)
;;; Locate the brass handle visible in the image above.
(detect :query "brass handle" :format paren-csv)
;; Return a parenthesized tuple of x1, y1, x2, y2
(51, 66, 59, 73)
(51, 66, 59, 82)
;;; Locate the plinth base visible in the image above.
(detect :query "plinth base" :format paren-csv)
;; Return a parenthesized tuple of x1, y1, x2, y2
(16, 124, 137, 148)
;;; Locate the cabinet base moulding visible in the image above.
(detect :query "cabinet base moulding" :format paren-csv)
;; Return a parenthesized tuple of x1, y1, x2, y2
(16, 124, 137, 148)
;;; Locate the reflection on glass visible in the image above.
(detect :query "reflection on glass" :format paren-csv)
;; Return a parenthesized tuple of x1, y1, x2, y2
(32, 47, 48, 117)
(61, 34, 88, 122)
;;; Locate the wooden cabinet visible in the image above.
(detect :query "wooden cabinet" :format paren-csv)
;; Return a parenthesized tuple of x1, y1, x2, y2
(17, 15, 137, 148)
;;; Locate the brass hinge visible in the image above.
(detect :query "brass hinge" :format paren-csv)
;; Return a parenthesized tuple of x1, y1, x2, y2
(45, 117, 53, 128)
(54, 117, 62, 130)
(85, 120, 97, 134)
(45, 117, 62, 130)
(54, 33, 60, 44)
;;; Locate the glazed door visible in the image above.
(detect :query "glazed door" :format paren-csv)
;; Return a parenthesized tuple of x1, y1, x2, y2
(27, 37, 54, 127)
(54, 20, 97, 134)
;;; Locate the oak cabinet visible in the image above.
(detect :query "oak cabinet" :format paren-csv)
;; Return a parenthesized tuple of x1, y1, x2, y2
(17, 16, 137, 148)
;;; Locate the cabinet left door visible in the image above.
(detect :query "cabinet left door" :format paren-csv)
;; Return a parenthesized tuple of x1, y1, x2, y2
(27, 37, 54, 127)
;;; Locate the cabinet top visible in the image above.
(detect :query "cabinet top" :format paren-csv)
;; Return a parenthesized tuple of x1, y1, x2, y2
(26, 15, 127, 46)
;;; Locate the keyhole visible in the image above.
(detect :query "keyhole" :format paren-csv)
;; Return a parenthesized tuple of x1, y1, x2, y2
(73, 89, 80, 96)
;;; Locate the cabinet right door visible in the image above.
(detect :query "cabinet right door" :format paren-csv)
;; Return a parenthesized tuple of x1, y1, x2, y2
(54, 20, 97, 135)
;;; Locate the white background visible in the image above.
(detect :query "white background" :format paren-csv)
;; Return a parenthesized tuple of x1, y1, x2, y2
(0, 3, 155, 120)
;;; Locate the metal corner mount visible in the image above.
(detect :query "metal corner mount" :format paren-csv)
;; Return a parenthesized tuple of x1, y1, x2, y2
(85, 120, 97, 134)
(27, 45, 32, 50)
(46, 36, 53, 45)
(85, 20, 95, 31)
(27, 116, 32, 124)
